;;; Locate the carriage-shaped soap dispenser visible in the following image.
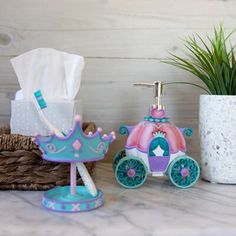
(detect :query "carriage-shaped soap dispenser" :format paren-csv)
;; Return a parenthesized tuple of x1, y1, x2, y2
(113, 81, 200, 189)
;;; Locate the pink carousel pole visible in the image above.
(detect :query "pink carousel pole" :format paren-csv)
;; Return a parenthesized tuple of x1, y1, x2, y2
(70, 162, 77, 195)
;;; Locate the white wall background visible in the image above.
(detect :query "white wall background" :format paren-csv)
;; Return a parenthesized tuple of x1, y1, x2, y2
(0, 0, 235, 161)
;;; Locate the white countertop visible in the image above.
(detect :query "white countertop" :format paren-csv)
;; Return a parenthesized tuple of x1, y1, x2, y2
(1, 163, 236, 236)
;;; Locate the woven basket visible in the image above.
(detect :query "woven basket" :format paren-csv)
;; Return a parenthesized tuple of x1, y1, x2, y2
(0, 123, 96, 190)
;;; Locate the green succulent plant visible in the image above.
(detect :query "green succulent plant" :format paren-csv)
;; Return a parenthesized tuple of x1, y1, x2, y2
(163, 25, 236, 95)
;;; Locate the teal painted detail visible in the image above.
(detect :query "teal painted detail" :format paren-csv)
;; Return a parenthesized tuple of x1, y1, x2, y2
(42, 186, 104, 212)
(115, 156, 148, 189)
(149, 137, 169, 157)
(118, 125, 129, 136)
(112, 149, 126, 172)
(144, 116, 169, 123)
(183, 128, 193, 137)
(168, 155, 200, 189)
(34, 120, 114, 163)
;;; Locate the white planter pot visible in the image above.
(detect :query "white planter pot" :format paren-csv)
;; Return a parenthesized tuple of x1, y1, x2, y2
(200, 95, 236, 183)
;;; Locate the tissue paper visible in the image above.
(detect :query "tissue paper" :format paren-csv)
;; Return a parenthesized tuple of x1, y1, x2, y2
(11, 48, 84, 100)
(10, 48, 84, 136)
(11, 100, 82, 136)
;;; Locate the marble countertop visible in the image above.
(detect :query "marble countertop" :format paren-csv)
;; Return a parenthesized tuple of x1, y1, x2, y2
(1, 163, 236, 236)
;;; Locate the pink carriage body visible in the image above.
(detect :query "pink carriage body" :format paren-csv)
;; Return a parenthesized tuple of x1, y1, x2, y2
(114, 88, 199, 189)
(121, 107, 190, 173)
(126, 121, 186, 154)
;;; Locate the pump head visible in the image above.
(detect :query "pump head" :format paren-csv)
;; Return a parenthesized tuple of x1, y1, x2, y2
(133, 81, 164, 109)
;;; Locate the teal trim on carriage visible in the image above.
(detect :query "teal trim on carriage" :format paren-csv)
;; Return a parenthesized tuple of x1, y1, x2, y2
(149, 137, 170, 157)
(115, 156, 148, 189)
(144, 116, 169, 123)
(183, 128, 193, 137)
(112, 149, 126, 171)
(168, 155, 200, 189)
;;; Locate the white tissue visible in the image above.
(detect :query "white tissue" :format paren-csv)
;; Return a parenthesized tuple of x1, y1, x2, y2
(15, 90, 24, 100)
(11, 48, 84, 100)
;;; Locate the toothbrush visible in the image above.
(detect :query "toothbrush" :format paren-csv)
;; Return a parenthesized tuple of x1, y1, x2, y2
(33, 90, 63, 137)
(33, 90, 98, 197)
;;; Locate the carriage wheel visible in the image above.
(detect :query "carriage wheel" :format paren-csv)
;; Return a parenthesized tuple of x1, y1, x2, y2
(168, 156, 200, 189)
(115, 156, 148, 189)
(112, 149, 126, 172)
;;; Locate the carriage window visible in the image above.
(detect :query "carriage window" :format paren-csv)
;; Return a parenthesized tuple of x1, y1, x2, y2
(149, 137, 169, 157)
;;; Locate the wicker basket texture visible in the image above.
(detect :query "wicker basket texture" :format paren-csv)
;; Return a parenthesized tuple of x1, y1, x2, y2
(0, 123, 96, 190)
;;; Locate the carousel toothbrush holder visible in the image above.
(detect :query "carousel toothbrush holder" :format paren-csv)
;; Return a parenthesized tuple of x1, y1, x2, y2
(33, 115, 115, 212)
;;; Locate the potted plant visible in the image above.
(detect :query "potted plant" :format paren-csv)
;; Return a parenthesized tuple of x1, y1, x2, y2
(163, 26, 236, 183)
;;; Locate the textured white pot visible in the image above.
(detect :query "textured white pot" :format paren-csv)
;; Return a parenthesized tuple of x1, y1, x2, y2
(200, 95, 236, 183)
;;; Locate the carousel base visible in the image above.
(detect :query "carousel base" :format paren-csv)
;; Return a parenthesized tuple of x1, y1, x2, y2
(42, 186, 104, 212)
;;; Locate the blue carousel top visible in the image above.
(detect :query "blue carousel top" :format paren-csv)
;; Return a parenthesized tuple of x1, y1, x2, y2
(33, 116, 116, 163)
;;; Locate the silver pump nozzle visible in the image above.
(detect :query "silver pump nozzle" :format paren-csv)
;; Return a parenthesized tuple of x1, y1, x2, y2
(133, 81, 164, 109)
